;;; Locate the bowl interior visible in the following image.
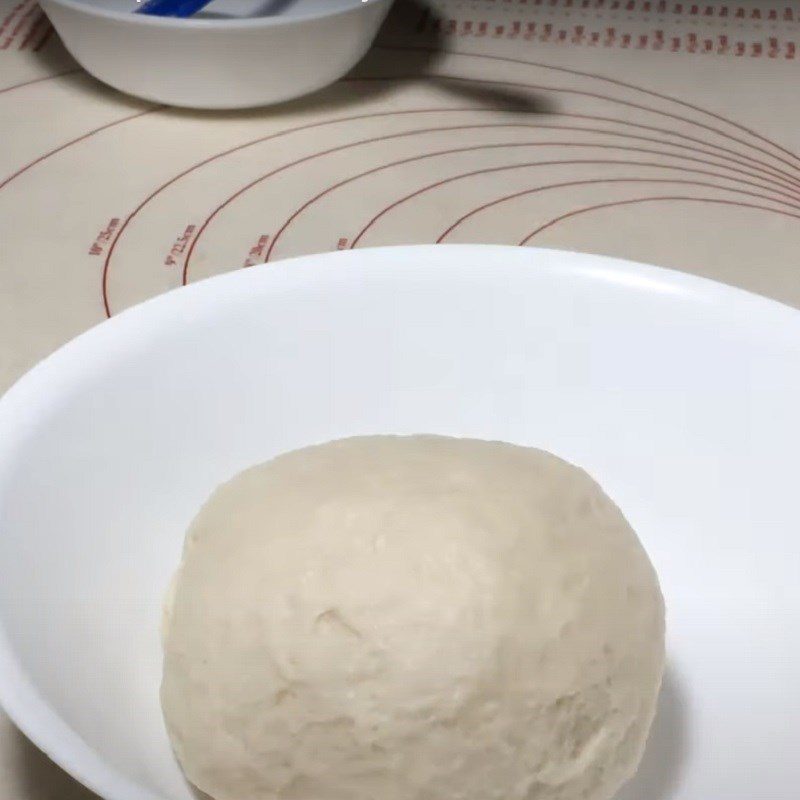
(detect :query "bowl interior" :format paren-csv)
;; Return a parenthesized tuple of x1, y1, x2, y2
(66, 0, 375, 22)
(0, 246, 799, 800)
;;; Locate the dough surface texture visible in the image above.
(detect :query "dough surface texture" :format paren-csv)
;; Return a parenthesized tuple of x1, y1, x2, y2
(161, 435, 665, 800)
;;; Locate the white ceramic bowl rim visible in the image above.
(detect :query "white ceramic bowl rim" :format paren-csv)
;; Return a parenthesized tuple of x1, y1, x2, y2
(45, 0, 386, 29)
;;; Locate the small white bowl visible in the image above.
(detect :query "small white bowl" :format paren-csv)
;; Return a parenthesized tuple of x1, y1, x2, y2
(40, 0, 395, 109)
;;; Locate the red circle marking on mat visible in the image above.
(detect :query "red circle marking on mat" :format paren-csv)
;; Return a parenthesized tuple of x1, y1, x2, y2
(0, 108, 157, 192)
(189, 141, 800, 279)
(0, 68, 80, 96)
(349, 73, 800, 184)
(519, 197, 800, 245)
(107, 78, 800, 311)
(376, 45, 800, 167)
(347, 161, 800, 250)
(103, 54, 800, 312)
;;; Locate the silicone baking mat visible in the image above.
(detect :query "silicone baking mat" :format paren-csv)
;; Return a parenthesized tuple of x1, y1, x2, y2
(1, 0, 799, 395)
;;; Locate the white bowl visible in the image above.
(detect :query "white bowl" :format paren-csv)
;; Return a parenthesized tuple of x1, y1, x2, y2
(39, 0, 394, 109)
(0, 246, 799, 800)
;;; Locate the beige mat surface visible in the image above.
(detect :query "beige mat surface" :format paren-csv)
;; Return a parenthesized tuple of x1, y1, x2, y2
(1, 1, 799, 796)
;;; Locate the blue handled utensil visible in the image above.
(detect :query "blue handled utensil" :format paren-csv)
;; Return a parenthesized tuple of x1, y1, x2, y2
(136, 0, 215, 16)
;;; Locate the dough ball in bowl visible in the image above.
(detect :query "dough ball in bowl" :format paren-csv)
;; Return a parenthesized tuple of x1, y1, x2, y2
(161, 436, 665, 800)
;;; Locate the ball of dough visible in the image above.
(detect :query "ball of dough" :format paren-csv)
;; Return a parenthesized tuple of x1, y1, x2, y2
(161, 436, 664, 800)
